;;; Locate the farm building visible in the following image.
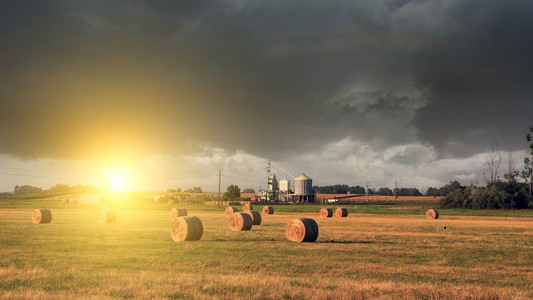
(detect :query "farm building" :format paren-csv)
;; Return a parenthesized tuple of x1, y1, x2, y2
(74, 193, 103, 204)
(291, 174, 316, 203)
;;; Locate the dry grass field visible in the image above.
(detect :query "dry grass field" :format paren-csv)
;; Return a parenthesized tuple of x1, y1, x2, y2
(1, 205, 532, 299)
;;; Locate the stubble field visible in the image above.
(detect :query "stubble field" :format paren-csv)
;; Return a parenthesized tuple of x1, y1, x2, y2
(0, 203, 532, 299)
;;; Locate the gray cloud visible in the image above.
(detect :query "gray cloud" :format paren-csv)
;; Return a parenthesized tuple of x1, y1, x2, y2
(0, 0, 531, 163)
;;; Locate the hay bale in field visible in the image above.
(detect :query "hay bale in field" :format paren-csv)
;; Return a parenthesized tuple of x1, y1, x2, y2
(246, 210, 262, 225)
(32, 208, 52, 224)
(335, 207, 348, 217)
(243, 203, 253, 212)
(426, 209, 439, 219)
(225, 206, 238, 217)
(319, 208, 333, 218)
(262, 206, 274, 214)
(170, 208, 188, 219)
(171, 216, 203, 241)
(228, 212, 253, 231)
(286, 218, 318, 243)
(99, 209, 116, 223)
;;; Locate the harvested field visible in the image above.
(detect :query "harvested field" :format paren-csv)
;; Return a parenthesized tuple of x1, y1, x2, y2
(0, 205, 531, 299)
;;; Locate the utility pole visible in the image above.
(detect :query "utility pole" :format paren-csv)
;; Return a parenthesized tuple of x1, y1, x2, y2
(218, 170, 221, 202)
(365, 182, 370, 203)
(394, 179, 398, 205)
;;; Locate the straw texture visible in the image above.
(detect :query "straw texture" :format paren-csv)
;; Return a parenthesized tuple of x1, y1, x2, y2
(32, 208, 52, 224)
(335, 207, 348, 217)
(246, 210, 262, 225)
(262, 206, 274, 214)
(171, 216, 203, 241)
(319, 208, 333, 218)
(99, 209, 116, 223)
(228, 212, 253, 231)
(170, 208, 188, 219)
(286, 218, 319, 243)
(426, 209, 439, 219)
(225, 206, 239, 217)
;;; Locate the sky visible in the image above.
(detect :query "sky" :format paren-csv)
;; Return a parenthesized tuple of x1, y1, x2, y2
(1, 0, 532, 193)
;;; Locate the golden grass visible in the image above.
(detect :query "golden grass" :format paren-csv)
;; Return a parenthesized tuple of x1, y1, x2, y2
(1, 208, 532, 299)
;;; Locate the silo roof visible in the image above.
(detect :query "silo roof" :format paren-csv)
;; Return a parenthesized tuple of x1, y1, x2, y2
(295, 174, 311, 180)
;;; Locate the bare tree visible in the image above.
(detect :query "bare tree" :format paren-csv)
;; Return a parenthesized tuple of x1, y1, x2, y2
(483, 143, 501, 186)
(524, 126, 533, 199)
(506, 149, 515, 184)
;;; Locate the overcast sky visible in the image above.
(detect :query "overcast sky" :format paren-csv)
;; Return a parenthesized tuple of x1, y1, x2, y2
(1, 0, 532, 193)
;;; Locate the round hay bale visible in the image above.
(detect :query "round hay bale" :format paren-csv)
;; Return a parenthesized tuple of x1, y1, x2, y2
(225, 206, 238, 217)
(319, 208, 333, 218)
(99, 209, 116, 223)
(171, 216, 203, 241)
(228, 212, 253, 231)
(170, 208, 188, 219)
(246, 210, 262, 225)
(243, 203, 253, 212)
(426, 209, 439, 219)
(335, 207, 348, 217)
(32, 208, 52, 224)
(286, 218, 319, 243)
(262, 206, 274, 214)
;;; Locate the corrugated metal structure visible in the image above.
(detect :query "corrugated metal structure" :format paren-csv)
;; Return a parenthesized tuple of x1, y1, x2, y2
(279, 179, 290, 192)
(268, 173, 278, 192)
(292, 174, 316, 203)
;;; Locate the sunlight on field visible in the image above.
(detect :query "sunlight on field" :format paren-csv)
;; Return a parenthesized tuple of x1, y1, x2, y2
(0, 206, 531, 299)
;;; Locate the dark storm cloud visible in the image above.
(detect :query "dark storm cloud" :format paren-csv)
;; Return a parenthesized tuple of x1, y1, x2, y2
(0, 0, 531, 160)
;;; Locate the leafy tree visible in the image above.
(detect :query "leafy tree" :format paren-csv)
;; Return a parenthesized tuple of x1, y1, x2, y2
(332, 184, 350, 194)
(440, 182, 529, 209)
(426, 187, 439, 196)
(398, 187, 421, 196)
(242, 188, 255, 193)
(377, 187, 393, 196)
(426, 181, 464, 196)
(224, 185, 240, 200)
(185, 187, 203, 193)
(525, 126, 533, 198)
(349, 185, 366, 194)
(14, 185, 43, 195)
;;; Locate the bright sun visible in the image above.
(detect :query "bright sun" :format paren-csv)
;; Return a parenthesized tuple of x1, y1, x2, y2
(108, 169, 129, 193)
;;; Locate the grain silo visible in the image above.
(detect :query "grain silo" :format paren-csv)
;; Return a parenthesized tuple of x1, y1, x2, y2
(279, 179, 290, 192)
(268, 173, 278, 192)
(293, 174, 316, 203)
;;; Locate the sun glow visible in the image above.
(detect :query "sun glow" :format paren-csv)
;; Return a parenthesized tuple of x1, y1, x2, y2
(107, 169, 130, 193)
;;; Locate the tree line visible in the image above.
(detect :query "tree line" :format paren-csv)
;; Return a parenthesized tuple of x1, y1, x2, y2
(11, 183, 100, 195)
(311, 184, 423, 196)
(440, 126, 533, 209)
